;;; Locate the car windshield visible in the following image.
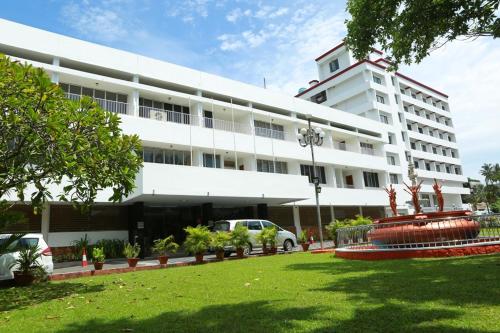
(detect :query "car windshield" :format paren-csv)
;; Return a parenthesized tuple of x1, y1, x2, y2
(0, 237, 39, 253)
(213, 221, 230, 232)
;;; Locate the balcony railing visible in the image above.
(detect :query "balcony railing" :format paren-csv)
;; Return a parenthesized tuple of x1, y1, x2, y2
(65, 93, 129, 115)
(203, 117, 250, 134)
(336, 214, 500, 250)
(361, 147, 375, 155)
(334, 142, 347, 151)
(139, 106, 193, 125)
(254, 127, 286, 140)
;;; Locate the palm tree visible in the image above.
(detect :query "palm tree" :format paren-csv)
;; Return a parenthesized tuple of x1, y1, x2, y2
(493, 163, 500, 183)
(480, 163, 495, 213)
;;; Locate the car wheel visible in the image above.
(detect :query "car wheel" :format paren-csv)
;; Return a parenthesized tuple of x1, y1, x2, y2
(243, 243, 252, 256)
(283, 239, 293, 252)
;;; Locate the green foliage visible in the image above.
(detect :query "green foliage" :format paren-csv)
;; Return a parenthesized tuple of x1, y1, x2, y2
(266, 227, 278, 247)
(298, 229, 308, 244)
(9, 244, 46, 277)
(71, 234, 90, 257)
(0, 55, 142, 224)
(230, 224, 251, 250)
(345, 0, 500, 68)
(92, 247, 105, 262)
(123, 242, 141, 259)
(152, 236, 179, 256)
(183, 225, 211, 255)
(326, 215, 373, 246)
(255, 228, 270, 247)
(94, 239, 125, 259)
(210, 231, 231, 251)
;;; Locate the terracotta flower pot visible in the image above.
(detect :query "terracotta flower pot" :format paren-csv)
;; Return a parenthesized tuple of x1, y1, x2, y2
(236, 248, 245, 258)
(301, 243, 310, 252)
(270, 247, 277, 255)
(262, 246, 269, 255)
(158, 255, 169, 265)
(195, 253, 204, 263)
(93, 262, 104, 270)
(13, 271, 35, 286)
(127, 258, 139, 268)
(215, 250, 225, 261)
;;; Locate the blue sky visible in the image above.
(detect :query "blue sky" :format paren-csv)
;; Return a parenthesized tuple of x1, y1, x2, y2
(2, 0, 499, 180)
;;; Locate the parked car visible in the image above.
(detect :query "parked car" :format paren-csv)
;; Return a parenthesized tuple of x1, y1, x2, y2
(213, 219, 297, 256)
(0, 233, 54, 280)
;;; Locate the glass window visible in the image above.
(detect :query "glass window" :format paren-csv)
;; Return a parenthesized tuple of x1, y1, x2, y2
(174, 151, 184, 165)
(153, 101, 163, 109)
(203, 153, 221, 168)
(425, 163, 431, 171)
(94, 90, 105, 99)
(164, 150, 174, 164)
(389, 174, 399, 184)
(235, 221, 248, 228)
(247, 221, 262, 231)
(261, 221, 274, 228)
(418, 127, 423, 134)
(329, 59, 339, 72)
(373, 75, 382, 84)
(213, 221, 230, 232)
(363, 172, 380, 188)
(391, 77, 395, 86)
(69, 85, 81, 95)
(154, 150, 164, 164)
(380, 114, 389, 124)
(436, 165, 441, 172)
(106, 92, 117, 102)
(388, 156, 396, 165)
(59, 83, 69, 92)
(82, 87, 93, 97)
(422, 145, 427, 152)
(117, 94, 127, 103)
(143, 148, 154, 163)
(376, 95, 385, 104)
(300, 164, 326, 184)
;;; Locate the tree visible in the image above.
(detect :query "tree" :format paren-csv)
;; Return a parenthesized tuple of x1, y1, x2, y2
(479, 163, 500, 213)
(345, 0, 500, 68)
(0, 55, 143, 231)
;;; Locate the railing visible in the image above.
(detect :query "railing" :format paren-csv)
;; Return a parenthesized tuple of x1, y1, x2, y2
(202, 117, 250, 134)
(65, 93, 129, 115)
(139, 106, 194, 125)
(334, 142, 347, 151)
(254, 127, 286, 140)
(360, 147, 375, 155)
(336, 213, 500, 250)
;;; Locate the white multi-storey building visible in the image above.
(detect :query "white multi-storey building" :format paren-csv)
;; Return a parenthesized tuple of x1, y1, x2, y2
(296, 41, 468, 212)
(0, 20, 468, 252)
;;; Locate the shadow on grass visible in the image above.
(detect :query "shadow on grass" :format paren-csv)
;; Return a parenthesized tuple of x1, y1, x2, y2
(54, 300, 495, 333)
(0, 282, 105, 312)
(56, 300, 325, 333)
(287, 254, 500, 307)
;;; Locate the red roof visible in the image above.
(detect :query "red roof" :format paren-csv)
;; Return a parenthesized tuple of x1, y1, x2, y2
(315, 41, 383, 62)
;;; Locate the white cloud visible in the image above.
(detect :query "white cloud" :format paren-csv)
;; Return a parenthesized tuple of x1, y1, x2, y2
(61, 2, 127, 42)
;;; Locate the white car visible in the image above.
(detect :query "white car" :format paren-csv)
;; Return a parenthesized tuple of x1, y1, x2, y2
(213, 219, 297, 255)
(0, 233, 54, 280)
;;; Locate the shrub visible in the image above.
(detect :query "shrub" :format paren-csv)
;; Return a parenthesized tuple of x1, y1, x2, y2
(184, 225, 211, 255)
(210, 231, 231, 251)
(9, 244, 46, 278)
(123, 242, 141, 259)
(298, 229, 308, 244)
(231, 224, 250, 250)
(72, 234, 90, 257)
(266, 227, 278, 247)
(326, 215, 372, 247)
(92, 247, 105, 262)
(152, 236, 179, 256)
(95, 239, 125, 258)
(255, 228, 270, 248)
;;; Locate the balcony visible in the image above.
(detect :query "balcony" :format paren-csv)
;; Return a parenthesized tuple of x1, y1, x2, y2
(254, 127, 294, 141)
(65, 93, 129, 115)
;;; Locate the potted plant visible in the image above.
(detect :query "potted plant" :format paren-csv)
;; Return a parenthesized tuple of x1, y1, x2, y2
(152, 236, 179, 265)
(184, 225, 211, 263)
(210, 231, 231, 260)
(298, 230, 310, 251)
(123, 242, 141, 267)
(267, 227, 278, 254)
(92, 247, 105, 270)
(9, 244, 46, 286)
(231, 224, 250, 258)
(256, 228, 270, 255)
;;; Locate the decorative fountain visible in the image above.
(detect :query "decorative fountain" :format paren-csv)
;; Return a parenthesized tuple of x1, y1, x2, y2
(335, 163, 500, 260)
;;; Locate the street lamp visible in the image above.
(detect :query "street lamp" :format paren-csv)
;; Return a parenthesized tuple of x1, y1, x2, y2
(297, 116, 325, 249)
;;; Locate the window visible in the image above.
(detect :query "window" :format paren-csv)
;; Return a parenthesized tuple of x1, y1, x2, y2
(329, 59, 340, 72)
(311, 91, 327, 104)
(254, 120, 285, 140)
(300, 164, 326, 184)
(426, 113, 430, 119)
(401, 131, 406, 142)
(455, 167, 461, 175)
(61, 82, 128, 114)
(139, 98, 190, 124)
(257, 159, 287, 174)
(418, 127, 423, 134)
(420, 194, 431, 208)
(391, 77, 395, 86)
(387, 155, 396, 165)
(407, 124, 412, 131)
(429, 131, 434, 137)
(414, 161, 420, 169)
(410, 142, 416, 149)
(436, 165, 441, 172)
(403, 106, 408, 112)
(446, 166, 451, 173)
(415, 110, 420, 116)
(376, 95, 385, 104)
(400, 89, 405, 94)
(203, 153, 221, 168)
(389, 174, 399, 184)
(394, 94, 399, 104)
(432, 147, 437, 154)
(388, 134, 395, 145)
(360, 142, 374, 155)
(422, 145, 427, 152)
(143, 148, 190, 166)
(439, 133, 444, 139)
(441, 105, 446, 110)
(380, 114, 389, 124)
(411, 93, 416, 99)
(373, 75, 382, 84)
(442, 149, 447, 156)
(247, 221, 262, 231)
(363, 172, 380, 188)
(425, 163, 431, 171)
(398, 113, 403, 123)
(451, 151, 456, 158)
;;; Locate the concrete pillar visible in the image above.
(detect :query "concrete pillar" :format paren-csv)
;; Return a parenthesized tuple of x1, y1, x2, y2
(330, 205, 335, 222)
(358, 206, 363, 216)
(41, 203, 50, 243)
(292, 205, 302, 236)
(131, 75, 140, 117)
(51, 57, 60, 83)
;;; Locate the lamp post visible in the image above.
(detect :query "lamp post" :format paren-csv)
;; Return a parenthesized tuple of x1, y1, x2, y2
(297, 116, 325, 249)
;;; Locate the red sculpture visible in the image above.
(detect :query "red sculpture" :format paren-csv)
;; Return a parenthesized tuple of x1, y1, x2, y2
(384, 184, 398, 216)
(432, 179, 444, 212)
(404, 180, 424, 214)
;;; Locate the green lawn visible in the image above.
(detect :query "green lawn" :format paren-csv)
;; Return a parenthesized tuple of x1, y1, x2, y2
(1, 253, 499, 333)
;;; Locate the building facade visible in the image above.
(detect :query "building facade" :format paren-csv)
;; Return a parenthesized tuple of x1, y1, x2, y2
(0, 20, 468, 252)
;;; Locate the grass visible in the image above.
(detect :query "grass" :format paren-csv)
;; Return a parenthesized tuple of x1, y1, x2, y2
(1, 253, 499, 333)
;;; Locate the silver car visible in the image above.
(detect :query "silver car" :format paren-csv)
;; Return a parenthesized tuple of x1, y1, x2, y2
(213, 219, 297, 255)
